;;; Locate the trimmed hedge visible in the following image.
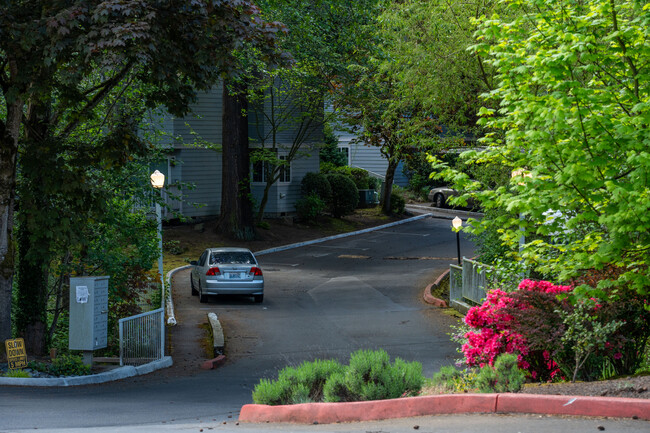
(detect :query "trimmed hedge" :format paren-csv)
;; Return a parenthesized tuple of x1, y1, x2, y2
(301, 172, 332, 202)
(326, 173, 358, 217)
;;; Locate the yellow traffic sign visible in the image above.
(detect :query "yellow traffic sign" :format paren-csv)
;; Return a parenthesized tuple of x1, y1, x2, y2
(5, 338, 28, 370)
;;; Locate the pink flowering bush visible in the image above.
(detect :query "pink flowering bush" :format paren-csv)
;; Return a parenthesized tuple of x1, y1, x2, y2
(460, 277, 650, 382)
(461, 280, 572, 381)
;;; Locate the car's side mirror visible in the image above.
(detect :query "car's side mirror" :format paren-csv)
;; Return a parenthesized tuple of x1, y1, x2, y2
(190, 261, 198, 266)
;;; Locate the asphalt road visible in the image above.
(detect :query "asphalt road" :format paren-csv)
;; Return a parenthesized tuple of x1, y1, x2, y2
(0, 216, 475, 431)
(1, 216, 648, 432)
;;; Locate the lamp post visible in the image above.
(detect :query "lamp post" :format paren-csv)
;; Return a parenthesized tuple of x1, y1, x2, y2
(452, 216, 462, 266)
(150, 170, 165, 309)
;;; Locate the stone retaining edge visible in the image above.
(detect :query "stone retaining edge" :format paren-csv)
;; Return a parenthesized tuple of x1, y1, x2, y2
(0, 356, 172, 387)
(422, 269, 450, 307)
(239, 393, 650, 424)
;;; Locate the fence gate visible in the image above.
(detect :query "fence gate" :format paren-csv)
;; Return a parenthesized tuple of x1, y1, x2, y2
(449, 258, 493, 313)
(119, 308, 165, 366)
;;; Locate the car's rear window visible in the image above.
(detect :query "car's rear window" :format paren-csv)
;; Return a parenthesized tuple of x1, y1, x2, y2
(210, 252, 255, 265)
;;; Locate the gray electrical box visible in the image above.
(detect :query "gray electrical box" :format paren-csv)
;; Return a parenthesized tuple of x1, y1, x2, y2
(69, 276, 109, 351)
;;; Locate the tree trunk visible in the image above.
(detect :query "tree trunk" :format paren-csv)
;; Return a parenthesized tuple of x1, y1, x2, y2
(256, 179, 273, 225)
(14, 101, 53, 355)
(218, 80, 256, 240)
(15, 223, 50, 355)
(381, 158, 398, 215)
(0, 98, 23, 345)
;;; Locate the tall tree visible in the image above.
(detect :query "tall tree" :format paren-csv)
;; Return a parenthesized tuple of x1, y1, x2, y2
(0, 0, 281, 351)
(219, 80, 257, 240)
(461, 0, 650, 295)
(379, 0, 503, 135)
(240, 0, 386, 222)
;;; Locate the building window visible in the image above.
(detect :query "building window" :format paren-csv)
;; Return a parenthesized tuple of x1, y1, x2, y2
(252, 153, 291, 183)
(338, 146, 350, 165)
(278, 155, 291, 183)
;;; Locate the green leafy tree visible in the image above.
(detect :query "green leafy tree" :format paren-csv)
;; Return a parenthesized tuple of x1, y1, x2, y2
(460, 0, 650, 295)
(379, 0, 502, 136)
(1, 0, 282, 351)
(244, 0, 385, 223)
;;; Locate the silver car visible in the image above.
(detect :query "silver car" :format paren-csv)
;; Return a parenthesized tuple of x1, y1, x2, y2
(190, 247, 264, 303)
(428, 185, 480, 209)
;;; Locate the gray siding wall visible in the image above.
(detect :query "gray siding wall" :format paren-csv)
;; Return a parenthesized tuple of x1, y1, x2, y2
(173, 86, 223, 148)
(251, 146, 319, 216)
(154, 85, 323, 218)
(251, 80, 324, 148)
(336, 130, 409, 187)
(173, 148, 222, 218)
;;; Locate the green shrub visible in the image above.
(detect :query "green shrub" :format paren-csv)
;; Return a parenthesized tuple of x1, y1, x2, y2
(326, 173, 359, 217)
(3, 369, 31, 378)
(322, 372, 351, 402)
(301, 172, 332, 202)
(431, 365, 464, 391)
(367, 176, 381, 191)
(295, 194, 327, 222)
(390, 192, 405, 215)
(475, 353, 525, 393)
(349, 168, 370, 190)
(252, 377, 292, 405)
(327, 349, 424, 402)
(28, 354, 91, 377)
(431, 366, 478, 393)
(256, 221, 271, 230)
(252, 350, 424, 405)
(252, 359, 345, 405)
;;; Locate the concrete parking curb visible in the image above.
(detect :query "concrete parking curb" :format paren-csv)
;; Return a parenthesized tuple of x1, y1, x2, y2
(0, 356, 172, 387)
(423, 269, 450, 307)
(254, 213, 433, 256)
(207, 312, 225, 357)
(239, 393, 650, 424)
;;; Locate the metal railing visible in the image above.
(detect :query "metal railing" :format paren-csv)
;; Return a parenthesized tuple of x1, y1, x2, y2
(119, 308, 165, 366)
(449, 258, 494, 307)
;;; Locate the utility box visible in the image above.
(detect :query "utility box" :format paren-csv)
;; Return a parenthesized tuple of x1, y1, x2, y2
(69, 276, 109, 352)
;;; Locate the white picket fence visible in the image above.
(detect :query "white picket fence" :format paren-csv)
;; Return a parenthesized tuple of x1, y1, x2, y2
(449, 258, 494, 313)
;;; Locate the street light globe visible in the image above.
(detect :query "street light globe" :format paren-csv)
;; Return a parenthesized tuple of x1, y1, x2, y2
(452, 216, 462, 230)
(150, 170, 165, 189)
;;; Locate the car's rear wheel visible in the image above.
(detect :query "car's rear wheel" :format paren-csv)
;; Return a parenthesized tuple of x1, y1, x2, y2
(254, 294, 264, 303)
(190, 275, 198, 296)
(199, 283, 207, 303)
(434, 193, 445, 208)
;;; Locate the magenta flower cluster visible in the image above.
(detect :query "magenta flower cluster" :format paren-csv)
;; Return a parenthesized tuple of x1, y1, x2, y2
(462, 279, 572, 378)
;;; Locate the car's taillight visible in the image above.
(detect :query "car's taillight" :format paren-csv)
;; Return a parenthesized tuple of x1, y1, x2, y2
(206, 267, 221, 276)
(250, 267, 263, 276)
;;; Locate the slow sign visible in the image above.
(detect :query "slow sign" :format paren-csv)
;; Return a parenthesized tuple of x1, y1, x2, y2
(5, 338, 28, 370)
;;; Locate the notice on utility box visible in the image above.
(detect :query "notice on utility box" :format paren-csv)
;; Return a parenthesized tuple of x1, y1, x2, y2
(5, 338, 28, 370)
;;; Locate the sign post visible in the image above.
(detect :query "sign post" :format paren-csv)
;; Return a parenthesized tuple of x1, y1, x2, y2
(5, 338, 28, 370)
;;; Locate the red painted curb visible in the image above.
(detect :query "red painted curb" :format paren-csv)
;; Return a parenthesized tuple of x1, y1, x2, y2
(239, 394, 497, 424)
(423, 284, 448, 307)
(239, 393, 650, 424)
(432, 269, 450, 287)
(497, 393, 650, 421)
(201, 355, 226, 370)
(423, 269, 450, 307)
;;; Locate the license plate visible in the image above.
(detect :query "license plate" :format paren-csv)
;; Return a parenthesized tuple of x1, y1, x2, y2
(228, 273, 243, 279)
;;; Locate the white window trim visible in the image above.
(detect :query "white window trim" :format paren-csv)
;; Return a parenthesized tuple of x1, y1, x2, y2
(338, 145, 351, 166)
(252, 153, 292, 184)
